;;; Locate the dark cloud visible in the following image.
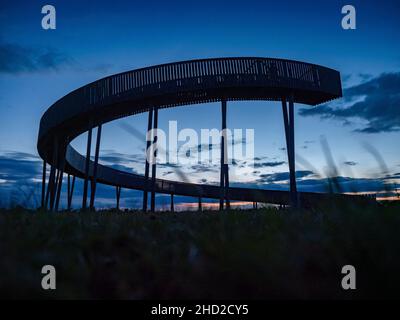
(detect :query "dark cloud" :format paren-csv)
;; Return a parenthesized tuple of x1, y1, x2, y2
(257, 170, 314, 183)
(299, 72, 400, 133)
(3, 151, 38, 159)
(295, 176, 398, 193)
(0, 153, 41, 182)
(190, 164, 218, 173)
(343, 161, 358, 166)
(100, 155, 130, 164)
(0, 152, 43, 208)
(383, 172, 400, 180)
(158, 162, 182, 169)
(253, 161, 285, 168)
(342, 74, 352, 84)
(100, 152, 144, 165)
(232, 136, 250, 145)
(0, 42, 74, 74)
(193, 142, 217, 154)
(243, 173, 399, 194)
(0, 42, 114, 74)
(358, 73, 373, 81)
(109, 164, 137, 173)
(190, 137, 249, 156)
(231, 159, 249, 167)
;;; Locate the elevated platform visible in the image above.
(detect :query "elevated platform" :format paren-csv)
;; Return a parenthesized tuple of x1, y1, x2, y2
(37, 57, 351, 210)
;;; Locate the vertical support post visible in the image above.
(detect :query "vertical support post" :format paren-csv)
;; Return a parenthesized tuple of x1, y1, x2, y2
(55, 142, 67, 212)
(282, 95, 298, 208)
(67, 174, 76, 211)
(288, 94, 298, 207)
(49, 137, 58, 211)
(170, 193, 174, 212)
(41, 160, 46, 208)
(198, 197, 202, 212)
(45, 165, 54, 210)
(116, 186, 121, 210)
(45, 137, 59, 210)
(220, 100, 229, 210)
(224, 163, 230, 210)
(67, 173, 71, 201)
(281, 97, 290, 160)
(150, 107, 158, 212)
(143, 108, 154, 212)
(50, 169, 60, 211)
(82, 123, 93, 210)
(90, 125, 102, 211)
(55, 169, 63, 211)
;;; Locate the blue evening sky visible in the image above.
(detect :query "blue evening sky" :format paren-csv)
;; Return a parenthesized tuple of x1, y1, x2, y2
(0, 0, 399, 208)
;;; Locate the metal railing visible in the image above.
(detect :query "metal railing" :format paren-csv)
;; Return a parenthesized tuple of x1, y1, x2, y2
(84, 57, 323, 105)
(39, 57, 341, 142)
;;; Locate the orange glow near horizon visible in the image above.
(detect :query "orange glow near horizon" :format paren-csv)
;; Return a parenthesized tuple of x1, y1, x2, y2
(344, 190, 399, 201)
(161, 193, 399, 211)
(172, 201, 256, 211)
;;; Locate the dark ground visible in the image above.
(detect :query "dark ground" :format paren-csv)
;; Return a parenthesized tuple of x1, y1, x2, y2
(1, 201, 399, 299)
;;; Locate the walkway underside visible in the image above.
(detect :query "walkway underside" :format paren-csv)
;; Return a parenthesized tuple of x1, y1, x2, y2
(65, 146, 372, 207)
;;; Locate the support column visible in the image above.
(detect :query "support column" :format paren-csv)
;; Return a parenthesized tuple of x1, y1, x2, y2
(224, 164, 230, 209)
(90, 125, 102, 211)
(45, 165, 54, 210)
(281, 95, 298, 208)
(170, 193, 174, 212)
(288, 94, 298, 207)
(281, 97, 290, 160)
(67, 174, 70, 202)
(55, 167, 64, 212)
(198, 197, 202, 212)
(150, 107, 159, 212)
(82, 123, 93, 210)
(48, 137, 59, 211)
(143, 108, 154, 212)
(41, 160, 46, 209)
(55, 144, 67, 212)
(219, 100, 229, 210)
(116, 186, 121, 210)
(67, 174, 75, 211)
(50, 169, 59, 211)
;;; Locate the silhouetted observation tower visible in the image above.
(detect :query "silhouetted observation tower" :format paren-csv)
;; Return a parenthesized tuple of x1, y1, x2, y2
(37, 57, 344, 212)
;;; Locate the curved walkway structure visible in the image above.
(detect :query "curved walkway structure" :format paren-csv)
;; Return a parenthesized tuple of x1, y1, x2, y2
(37, 57, 362, 212)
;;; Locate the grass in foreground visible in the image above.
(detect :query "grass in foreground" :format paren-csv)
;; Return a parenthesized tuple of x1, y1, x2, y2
(0, 202, 399, 299)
